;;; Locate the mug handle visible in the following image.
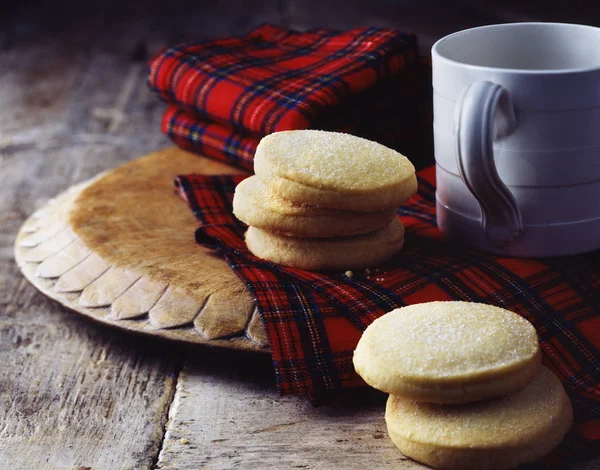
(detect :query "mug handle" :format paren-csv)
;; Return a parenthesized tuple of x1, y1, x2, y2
(455, 81, 523, 249)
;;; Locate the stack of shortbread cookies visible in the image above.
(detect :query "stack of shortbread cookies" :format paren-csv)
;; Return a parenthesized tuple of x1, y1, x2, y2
(233, 130, 417, 271)
(353, 301, 573, 470)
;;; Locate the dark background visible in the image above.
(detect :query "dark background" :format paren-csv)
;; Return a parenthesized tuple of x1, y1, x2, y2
(4, 0, 600, 56)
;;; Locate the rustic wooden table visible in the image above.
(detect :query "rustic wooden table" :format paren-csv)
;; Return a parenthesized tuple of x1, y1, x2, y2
(2, 4, 599, 469)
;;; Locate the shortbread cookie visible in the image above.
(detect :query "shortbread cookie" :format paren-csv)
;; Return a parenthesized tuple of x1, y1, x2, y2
(254, 130, 417, 212)
(353, 301, 541, 403)
(385, 366, 573, 470)
(245, 218, 405, 270)
(233, 176, 396, 237)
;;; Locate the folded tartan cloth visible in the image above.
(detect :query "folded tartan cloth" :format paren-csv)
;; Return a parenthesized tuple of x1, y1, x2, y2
(175, 166, 600, 465)
(149, 24, 430, 171)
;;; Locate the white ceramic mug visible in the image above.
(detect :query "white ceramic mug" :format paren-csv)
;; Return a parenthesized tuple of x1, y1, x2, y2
(432, 22, 600, 257)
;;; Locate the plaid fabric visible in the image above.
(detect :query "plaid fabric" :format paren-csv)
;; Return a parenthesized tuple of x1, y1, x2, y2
(175, 166, 600, 465)
(162, 106, 260, 172)
(149, 24, 431, 171)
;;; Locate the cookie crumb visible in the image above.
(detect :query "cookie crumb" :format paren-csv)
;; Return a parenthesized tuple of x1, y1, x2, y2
(344, 270, 353, 278)
(180, 438, 190, 445)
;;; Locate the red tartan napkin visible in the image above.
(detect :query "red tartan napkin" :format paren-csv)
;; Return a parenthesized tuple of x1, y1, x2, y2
(148, 24, 431, 171)
(175, 166, 600, 467)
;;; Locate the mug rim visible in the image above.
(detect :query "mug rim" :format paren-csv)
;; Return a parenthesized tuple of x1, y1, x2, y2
(431, 22, 600, 75)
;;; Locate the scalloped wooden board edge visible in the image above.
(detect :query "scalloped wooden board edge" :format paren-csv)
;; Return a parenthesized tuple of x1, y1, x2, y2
(14, 149, 269, 353)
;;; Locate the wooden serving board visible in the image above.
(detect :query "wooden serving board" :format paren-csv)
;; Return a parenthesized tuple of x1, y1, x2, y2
(14, 148, 269, 352)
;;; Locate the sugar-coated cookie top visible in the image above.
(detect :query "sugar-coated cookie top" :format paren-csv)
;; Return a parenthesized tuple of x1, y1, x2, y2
(255, 130, 415, 191)
(357, 301, 539, 381)
(386, 366, 569, 447)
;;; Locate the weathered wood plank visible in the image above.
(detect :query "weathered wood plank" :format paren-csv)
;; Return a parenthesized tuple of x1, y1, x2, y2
(155, 353, 426, 470)
(0, 311, 181, 470)
(0, 15, 182, 467)
(0, 154, 181, 469)
(156, 353, 600, 470)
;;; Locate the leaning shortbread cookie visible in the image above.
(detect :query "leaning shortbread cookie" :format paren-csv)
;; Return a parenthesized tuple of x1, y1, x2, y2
(254, 130, 417, 212)
(245, 218, 404, 270)
(385, 366, 573, 470)
(233, 176, 396, 237)
(353, 301, 541, 403)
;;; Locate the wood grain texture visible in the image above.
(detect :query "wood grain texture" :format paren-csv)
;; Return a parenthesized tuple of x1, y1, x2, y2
(156, 356, 600, 470)
(0, 84, 181, 470)
(0, 317, 180, 470)
(155, 353, 427, 470)
(0, 13, 187, 468)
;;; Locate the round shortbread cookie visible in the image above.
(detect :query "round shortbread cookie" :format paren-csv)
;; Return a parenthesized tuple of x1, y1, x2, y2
(353, 301, 542, 403)
(233, 176, 396, 237)
(254, 130, 417, 212)
(385, 366, 573, 470)
(245, 218, 405, 271)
